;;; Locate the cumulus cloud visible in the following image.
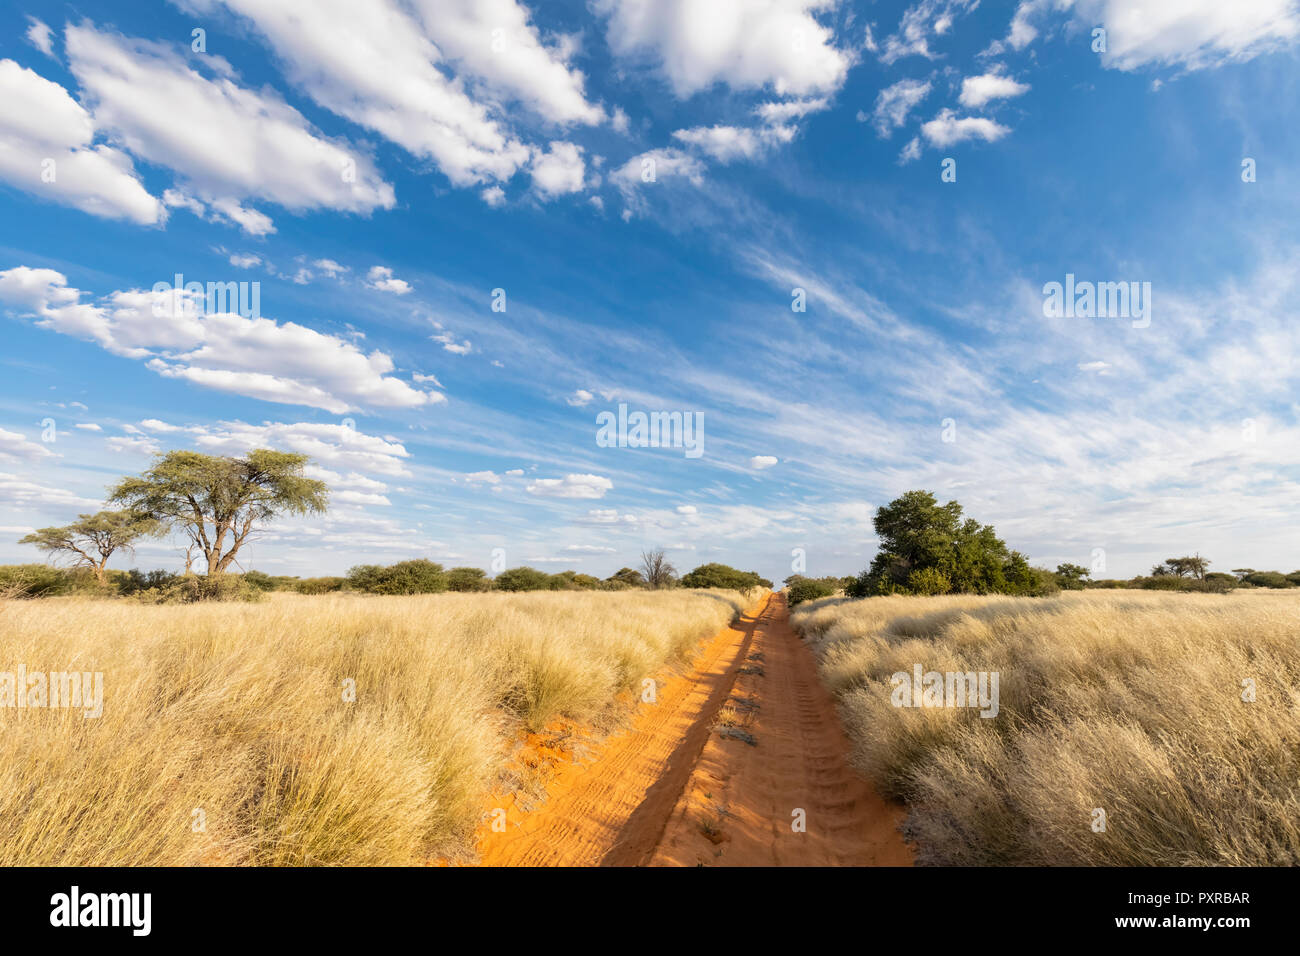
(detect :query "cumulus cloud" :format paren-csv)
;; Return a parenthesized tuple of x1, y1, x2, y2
(366, 266, 412, 295)
(0, 59, 164, 225)
(566, 389, 594, 406)
(0, 267, 443, 414)
(595, 0, 849, 97)
(134, 418, 413, 476)
(750, 455, 779, 469)
(958, 69, 1030, 108)
(920, 109, 1011, 147)
(188, 0, 540, 190)
(64, 22, 394, 227)
(0, 427, 55, 464)
(526, 473, 613, 499)
(671, 123, 795, 163)
(530, 141, 587, 198)
(0, 473, 100, 510)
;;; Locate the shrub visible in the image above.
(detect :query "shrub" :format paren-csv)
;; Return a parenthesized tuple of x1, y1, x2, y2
(1244, 571, 1291, 589)
(295, 577, 345, 595)
(493, 567, 552, 591)
(0, 564, 72, 598)
(346, 560, 448, 595)
(679, 563, 772, 591)
(445, 567, 490, 592)
(132, 574, 264, 604)
(786, 575, 840, 606)
(907, 567, 951, 596)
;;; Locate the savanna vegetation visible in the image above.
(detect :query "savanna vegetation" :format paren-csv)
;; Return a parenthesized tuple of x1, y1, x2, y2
(792, 589, 1300, 865)
(0, 587, 760, 864)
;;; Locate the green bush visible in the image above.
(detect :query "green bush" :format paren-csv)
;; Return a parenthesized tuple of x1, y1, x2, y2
(785, 575, 840, 606)
(493, 567, 552, 591)
(346, 560, 448, 595)
(1243, 571, 1291, 589)
(294, 576, 345, 594)
(906, 567, 951, 596)
(679, 563, 771, 591)
(131, 574, 264, 604)
(0, 564, 73, 598)
(445, 567, 490, 592)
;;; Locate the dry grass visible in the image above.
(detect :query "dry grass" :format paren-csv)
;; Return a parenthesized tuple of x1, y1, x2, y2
(791, 589, 1300, 865)
(0, 588, 755, 865)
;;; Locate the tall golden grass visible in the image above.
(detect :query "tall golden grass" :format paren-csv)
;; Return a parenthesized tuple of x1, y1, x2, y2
(0, 588, 755, 865)
(792, 590, 1300, 865)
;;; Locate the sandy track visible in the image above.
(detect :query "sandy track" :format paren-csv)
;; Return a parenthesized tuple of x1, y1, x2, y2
(475, 592, 911, 867)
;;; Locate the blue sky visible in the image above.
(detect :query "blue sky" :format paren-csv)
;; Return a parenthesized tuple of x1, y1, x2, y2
(2, 0, 1299, 582)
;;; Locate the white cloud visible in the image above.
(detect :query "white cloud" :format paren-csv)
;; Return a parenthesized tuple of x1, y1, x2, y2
(671, 124, 795, 163)
(505, 469, 524, 476)
(566, 389, 594, 406)
(755, 97, 830, 123)
(611, 148, 706, 216)
(0, 427, 55, 463)
(958, 69, 1030, 108)
(105, 434, 162, 456)
(191, 0, 533, 189)
(530, 141, 587, 198)
(366, 266, 412, 295)
(481, 186, 506, 208)
(229, 253, 262, 269)
(526, 473, 613, 499)
(313, 259, 348, 277)
(920, 109, 1012, 147)
(879, 0, 979, 64)
(1078, 360, 1112, 372)
(26, 18, 55, 57)
(1075, 0, 1300, 70)
(73, 423, 102, 432)
(750, 455, 779, 469)
(65, 23, 394, 224)
(869, 77, 932, 137)
(564, 544, 616, 554)
(583, 508, 638, 524)
(0, 473, 100, 510)
(182, 420, 413, 476)
(408, 0, 605, 125)
(464, 470, 501, 484)
(432, 331, 472, 355)
(676, 504, 698, 515)
(595, 0, 850, 97)
(0, 59, 164, 225)
(0, 267, 443, 414)
(898, 136, 923, 164)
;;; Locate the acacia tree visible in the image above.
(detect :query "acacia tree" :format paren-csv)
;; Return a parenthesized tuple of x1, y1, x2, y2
(639, 548, 676, 589)
(19, 510, 159, 584)
(109, 449, 328, 576)
(1165, 555, 1209, 580)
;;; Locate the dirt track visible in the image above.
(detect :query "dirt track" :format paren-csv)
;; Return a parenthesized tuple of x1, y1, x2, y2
(476, 592, 912, 867)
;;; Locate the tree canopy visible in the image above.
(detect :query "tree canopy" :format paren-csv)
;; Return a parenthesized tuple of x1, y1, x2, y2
(109, 449, 327, 575)
(19, 510, 159, 584)
(848, 490, 1053, 597)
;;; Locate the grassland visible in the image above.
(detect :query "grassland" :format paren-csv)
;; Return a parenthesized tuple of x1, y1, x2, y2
(792, 590, 1300, 865)
(0, 588, 755, 865)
